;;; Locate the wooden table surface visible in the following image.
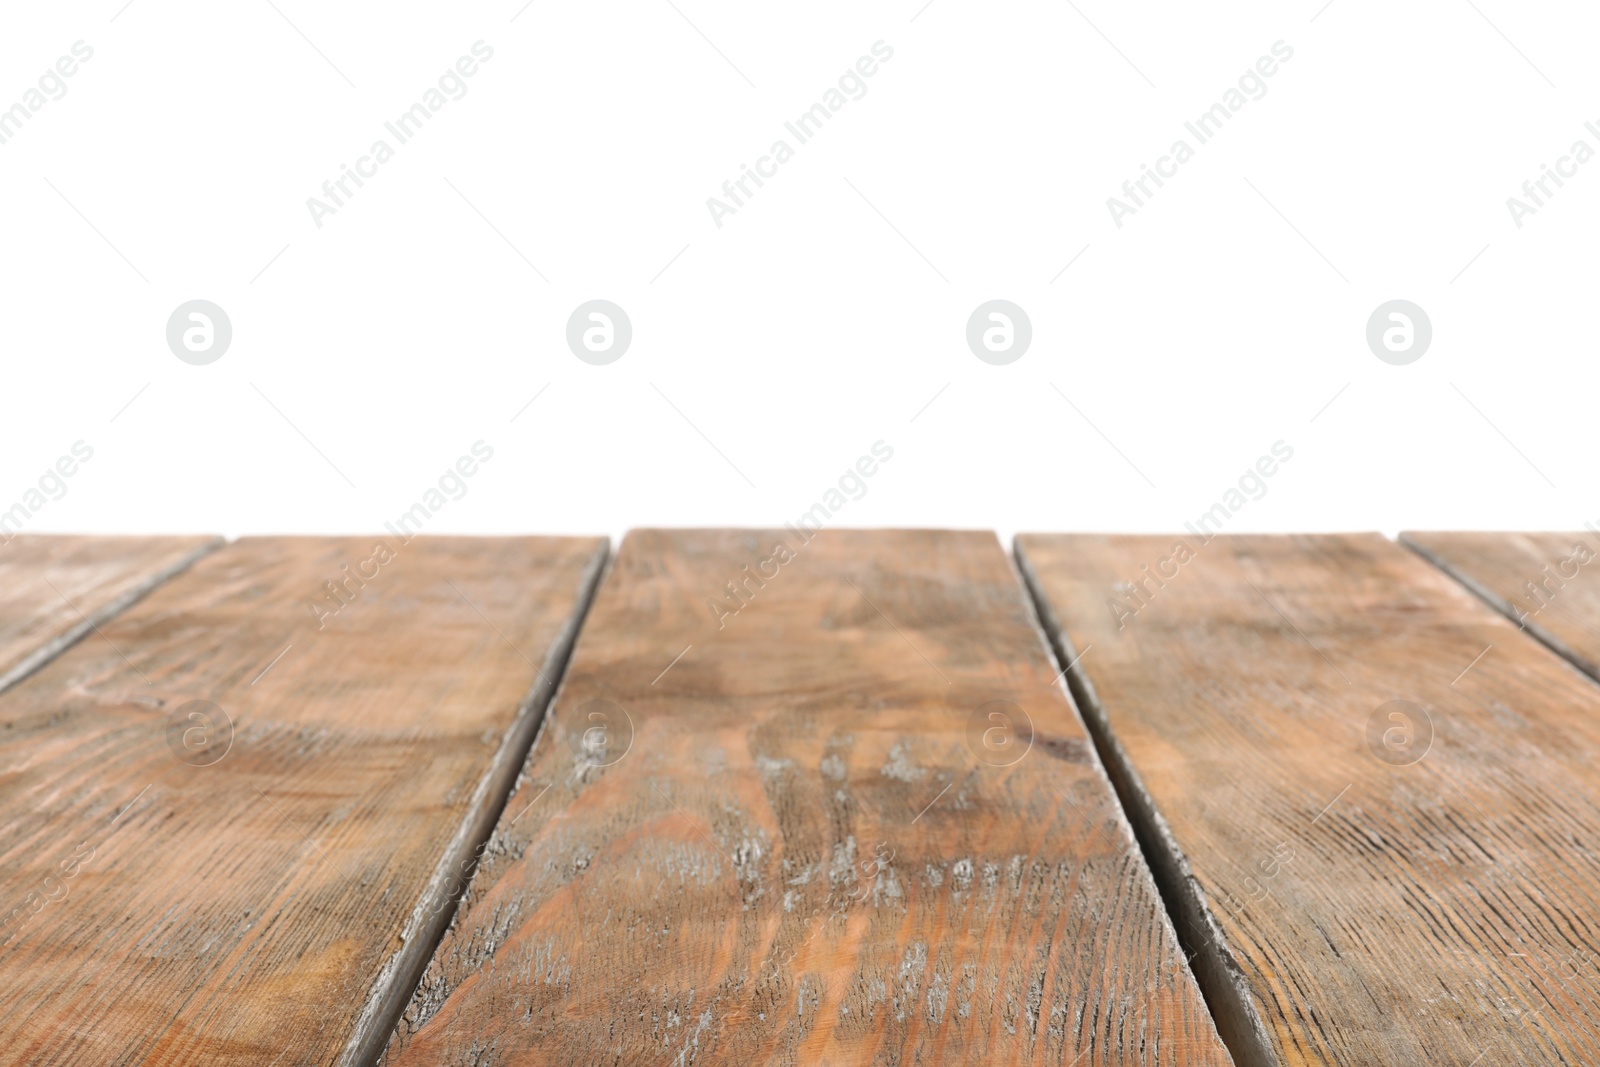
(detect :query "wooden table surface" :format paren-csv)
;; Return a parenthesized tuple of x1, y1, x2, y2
(0, 535, 606, 1067)
(0, 535, 219, 695)
(380, 529, 1227, 1067)
(1018, 533, 1600, 1067)
(1, 530, 1597, 1066)
(1401, 531, 1600, 684)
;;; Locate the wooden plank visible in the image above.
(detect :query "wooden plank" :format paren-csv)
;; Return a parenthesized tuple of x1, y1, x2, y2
(1016, 533, 1600, 1067)
(0, 535, 219, 694)
(1402, 531, 1600, 683)
(380, 529, 1231, 1067)
(0, 535, 607, 1067)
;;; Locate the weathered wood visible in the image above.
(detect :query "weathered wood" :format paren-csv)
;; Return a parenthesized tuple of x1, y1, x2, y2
(1017, 533, 1600, 1067)
(0, 535, 219, 694)
(0, 535, 607, 1067)
(381, 529, 1231, 1067)
(1402, 531, 1600, 683)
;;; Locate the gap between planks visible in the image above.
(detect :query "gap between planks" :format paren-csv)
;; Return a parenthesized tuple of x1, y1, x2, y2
(378, 529, 1231, 1066)
(1398, 532, 1600, 687)
(1014, 540, 1278, 1067)
(335, 542, 610, 1067)
(0, 538, 223, 697)
(1017, 533, 1600, 1065)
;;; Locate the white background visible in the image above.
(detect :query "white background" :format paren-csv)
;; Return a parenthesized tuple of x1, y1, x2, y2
(2, 0, 1595, 545)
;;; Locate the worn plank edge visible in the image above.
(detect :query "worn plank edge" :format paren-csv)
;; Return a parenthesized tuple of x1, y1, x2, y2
(1002, 546, 1176, 897)
(1003, 545, 1238, 1055)
(0, 536, 224, 698)
(335, 539, 611, 1067)
(1398, 532, 1600, 685)
(1014, 538, 1272, 1067)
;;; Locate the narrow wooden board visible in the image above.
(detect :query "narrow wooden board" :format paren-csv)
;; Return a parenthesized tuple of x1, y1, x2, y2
(0, 535, 219, 694)
(0, 535, 607, 1067)
(380, 529, 1232, 1067)
(1402, 531, 1600, 683)
(1016, 533, 1600, 1067)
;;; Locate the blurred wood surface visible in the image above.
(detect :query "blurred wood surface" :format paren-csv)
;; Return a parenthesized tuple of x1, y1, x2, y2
(0, 534, 218, 694)
(0, 535, 606, 1067)
(1403, 530, 1600, 682)
(380, 529, 1231, 1067)
(1017, 532, 1600, 1067)
(11, 529, 1598, 1066)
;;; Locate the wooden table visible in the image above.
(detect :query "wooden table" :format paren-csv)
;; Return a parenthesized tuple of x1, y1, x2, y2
(1, 530, 1596, 1065)
(1018, 532, 1600, 1067)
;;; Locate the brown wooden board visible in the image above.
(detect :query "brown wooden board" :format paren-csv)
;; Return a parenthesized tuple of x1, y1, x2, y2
(380, 529, 1232, 1067)
(0, 535, 607, 1067)
(1402, 531, 1600, 684)
(0, 535, 219, 694)
(1016, 533, 1600, 1067)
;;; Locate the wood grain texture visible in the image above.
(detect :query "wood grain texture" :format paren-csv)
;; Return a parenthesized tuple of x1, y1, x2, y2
(0, 535, 607, 1067)
(1017, 533, 1600, 1067)
(0, 535, 219, 694)
(381, 529, 1231, 1067)
(1402, 531, 1600, 683)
